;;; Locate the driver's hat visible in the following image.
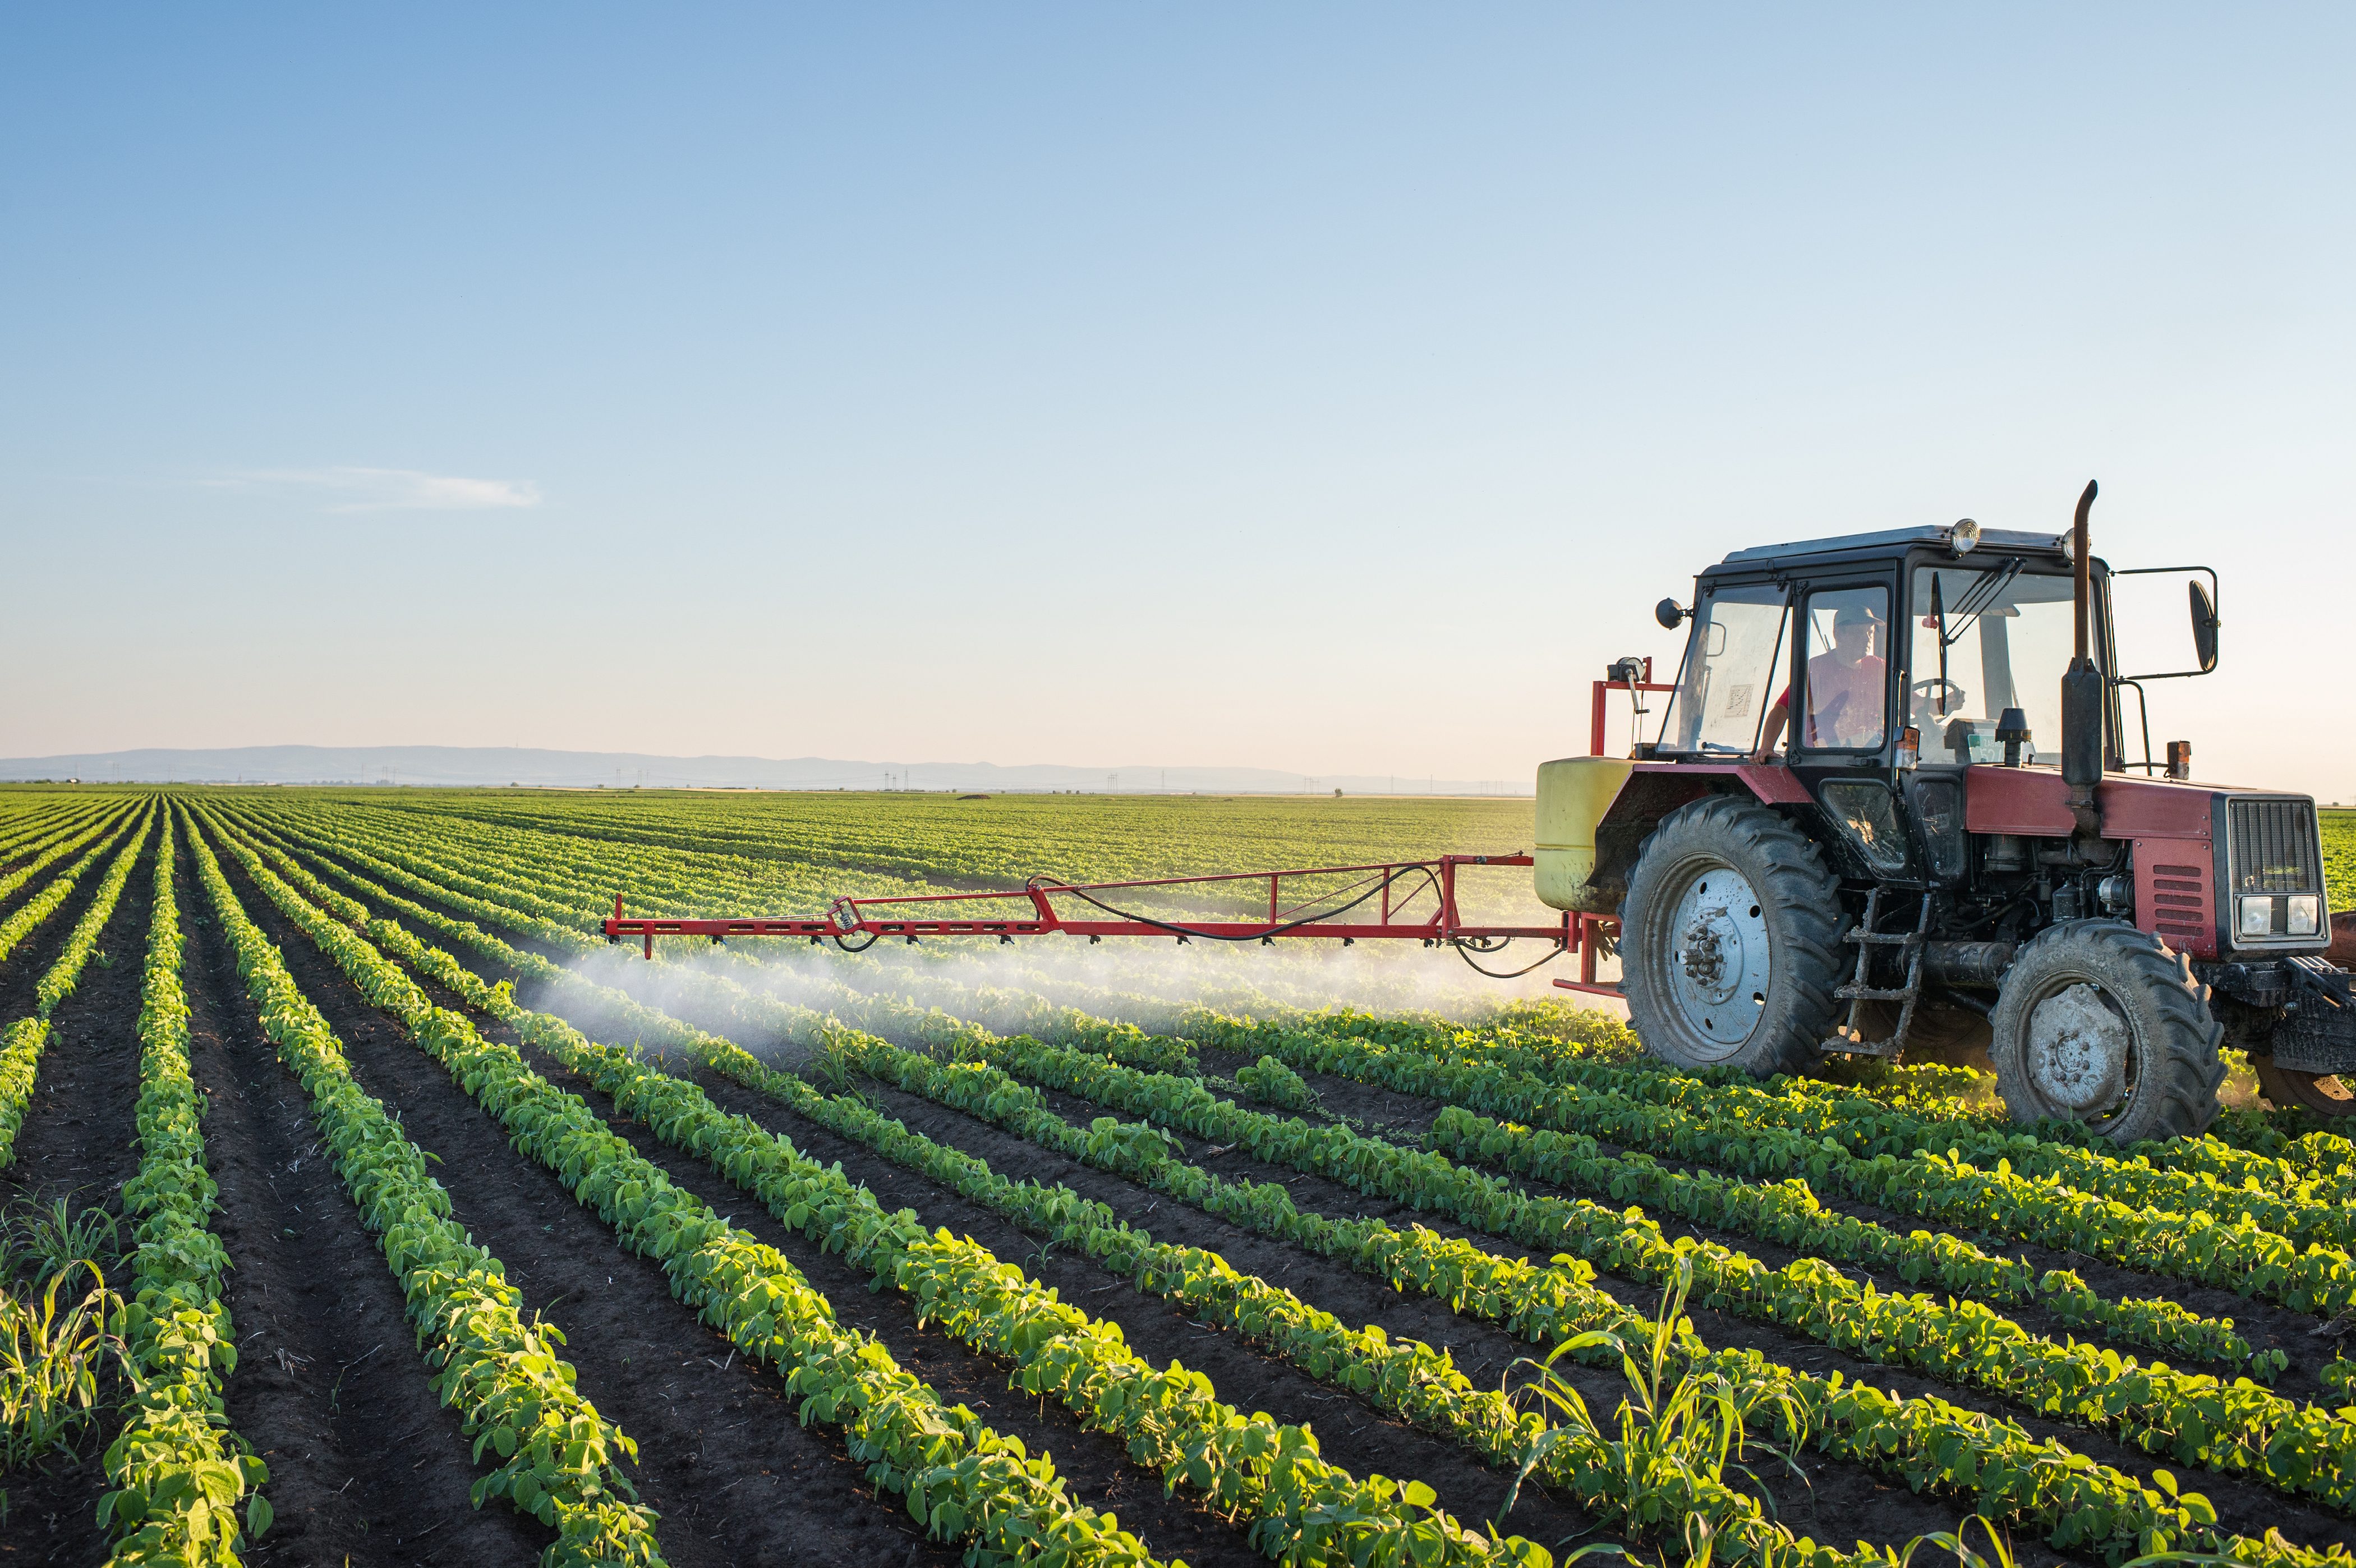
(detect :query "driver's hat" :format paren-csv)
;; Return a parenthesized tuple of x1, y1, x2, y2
(1832, 601, 1884, 631)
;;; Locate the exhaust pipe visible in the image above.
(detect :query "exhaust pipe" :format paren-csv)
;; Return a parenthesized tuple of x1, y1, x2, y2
(2061, 480, 2104, 838)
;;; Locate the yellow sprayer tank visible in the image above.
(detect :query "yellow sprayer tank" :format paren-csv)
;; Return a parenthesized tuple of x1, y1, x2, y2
(1534, 756, 1633, 913)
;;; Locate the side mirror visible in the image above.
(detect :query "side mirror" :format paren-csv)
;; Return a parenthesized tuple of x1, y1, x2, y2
(1654, 598, 1685, 631)
(2189, 581, 2219, 673)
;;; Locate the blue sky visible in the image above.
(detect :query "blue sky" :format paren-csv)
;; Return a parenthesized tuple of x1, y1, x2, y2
(4, 6, 2351, 796)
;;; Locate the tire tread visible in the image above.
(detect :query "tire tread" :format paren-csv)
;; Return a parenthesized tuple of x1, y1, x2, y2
(1622, 793, 1843, 1077)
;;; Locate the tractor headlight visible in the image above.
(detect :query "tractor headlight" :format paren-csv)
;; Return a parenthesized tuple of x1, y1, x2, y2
(1949, 517, 1980, 556)
(2238, 896, 2276, 937)
(2288, 895, 2321, 936)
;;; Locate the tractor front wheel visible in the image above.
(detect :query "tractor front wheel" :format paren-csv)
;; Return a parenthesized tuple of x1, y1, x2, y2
(1988, 919, 2224, 1144)
(1620, 795, 1843, 1077)
(2252, 1058, 2356, 1118)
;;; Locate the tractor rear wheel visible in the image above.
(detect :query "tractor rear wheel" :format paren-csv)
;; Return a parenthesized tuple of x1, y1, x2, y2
(2252, 1058, 2356, 1118)
(1987, 919, 2224, 1144)
(1620, 794, 1843, 1077)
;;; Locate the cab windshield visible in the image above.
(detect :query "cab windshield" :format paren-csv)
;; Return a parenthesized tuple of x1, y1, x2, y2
(1909, 561, 2084, 765)
(1660, 582, 1790, 755)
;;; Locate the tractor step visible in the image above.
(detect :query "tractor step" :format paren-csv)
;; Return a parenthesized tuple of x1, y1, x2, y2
(1824, 887, 1936, 1057)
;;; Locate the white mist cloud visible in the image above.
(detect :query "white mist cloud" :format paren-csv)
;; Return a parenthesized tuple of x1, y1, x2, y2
(574, 932, 1619, 1045)
(209, 466, 542, 512)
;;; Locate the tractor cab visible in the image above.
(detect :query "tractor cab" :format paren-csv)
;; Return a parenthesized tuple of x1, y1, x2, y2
(1652, 523, 2109, 875)
(1538, 494, 2352, 1143)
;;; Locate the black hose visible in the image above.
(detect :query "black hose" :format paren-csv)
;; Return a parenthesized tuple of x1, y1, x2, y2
(1449, 939, 1570, 980)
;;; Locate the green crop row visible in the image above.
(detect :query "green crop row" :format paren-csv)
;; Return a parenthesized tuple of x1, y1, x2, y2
(224, 809, 2021, 1568)
(972, 1032, 2356, 1511)
(732, 1000, 2334, 1568)
(183, 812, 665, 1566)
(666, 972, 2321, 1472)
(1424, 1106, 2275, 1378)
(211, 806, 1209, 1101)
(195, 811, 1191, 1568)
(0, 793, 91, 849)
(200, 808, 1557, 1568)
(227, 808, 2349, 1514)
(325, 784, 1542, 904)
(1207, 1017, 2356, 1323)
(217, 802, 2356, 1556)
(1190, 1007, 2356, 1233)
(0, 806, 153, 1167)
(98, 809, 270, 1565)
(0, 799, 135, 908)
(253, 798, 872, 926)
(389, 936, 1867, 1568)
(0, 799, 115, 884)
(0, 808, 140, 968)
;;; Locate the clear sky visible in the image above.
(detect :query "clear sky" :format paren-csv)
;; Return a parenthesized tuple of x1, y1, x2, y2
(4, 6, 2350, 796)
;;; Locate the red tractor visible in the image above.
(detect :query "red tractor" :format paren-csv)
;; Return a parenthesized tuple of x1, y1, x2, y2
(1539, 482, 2350, 1141)
(607, 482, 2352, 1144)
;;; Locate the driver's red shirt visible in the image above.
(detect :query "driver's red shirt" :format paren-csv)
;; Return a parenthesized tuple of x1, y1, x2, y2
(1774, 653, 1886, 748)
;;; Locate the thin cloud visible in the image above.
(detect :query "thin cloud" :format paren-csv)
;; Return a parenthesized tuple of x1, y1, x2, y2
(208, 466, 542, 512)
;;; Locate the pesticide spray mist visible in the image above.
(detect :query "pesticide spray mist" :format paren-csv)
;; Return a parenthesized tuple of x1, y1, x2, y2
(542, 928, 1623, 1073)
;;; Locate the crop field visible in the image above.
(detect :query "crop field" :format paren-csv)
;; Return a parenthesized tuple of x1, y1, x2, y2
(4, 786, 2356, 1568)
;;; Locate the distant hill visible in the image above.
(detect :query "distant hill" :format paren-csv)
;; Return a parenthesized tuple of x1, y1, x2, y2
(0, 744, 1527, 796)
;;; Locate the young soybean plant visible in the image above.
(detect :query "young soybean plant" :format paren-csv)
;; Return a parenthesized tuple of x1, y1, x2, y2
(1235, 1054, 1318, 1112)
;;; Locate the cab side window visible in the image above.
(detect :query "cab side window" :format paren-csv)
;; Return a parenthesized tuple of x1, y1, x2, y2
(1800, 586, 1889, 750)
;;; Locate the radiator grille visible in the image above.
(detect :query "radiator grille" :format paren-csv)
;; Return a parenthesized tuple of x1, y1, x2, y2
(2226, 798, 2322, 895)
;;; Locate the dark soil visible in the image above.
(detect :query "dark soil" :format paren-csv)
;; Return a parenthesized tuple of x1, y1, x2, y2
(0, 826, 155, 1567)
(182, 827, 554, 1567)
(202, 822, 975, 1568)
(1036, 1055, 2356, 1555)
(636, 1056, 1607, 1560)
(3, 829, 160, 1215)
(840, 1073, 1980, 1557)
(240, 824, 1622, 1559)
(0, 828, 135, 1038)
(0, 810, 130, 930)
(254, 816, 2356, 1556)
(1264, 1050, 2347, 1400)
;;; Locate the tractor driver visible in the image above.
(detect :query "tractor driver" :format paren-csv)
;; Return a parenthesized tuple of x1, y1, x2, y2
(1754, 599, 1887, 756)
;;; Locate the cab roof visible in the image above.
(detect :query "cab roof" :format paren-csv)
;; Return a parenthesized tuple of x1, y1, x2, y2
(1719, 524, 2070, 566)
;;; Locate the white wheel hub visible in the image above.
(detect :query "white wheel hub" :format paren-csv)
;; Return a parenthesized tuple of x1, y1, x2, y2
(1666, 865, 1769, 1050)
(2026, 982, 2128, 1112)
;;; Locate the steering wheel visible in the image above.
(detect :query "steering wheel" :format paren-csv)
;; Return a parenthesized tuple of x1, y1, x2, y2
(1910, 678, 1967, 725)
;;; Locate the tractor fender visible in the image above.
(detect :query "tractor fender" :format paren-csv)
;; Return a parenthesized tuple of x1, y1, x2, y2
(1582, 762, 1811, 915)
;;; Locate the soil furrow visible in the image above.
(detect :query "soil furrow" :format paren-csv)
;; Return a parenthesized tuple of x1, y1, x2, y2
(246, 823, 2356, 1553)
(2, 827, 160, 1217)
(182, 831, 553, 1566)
(0, 836, 132, 1027)
(230, 826, 1623, 1563)
(206, 828, 993, 1568)
(1269, 1051, 2333, 1393)
(1005, 1057, 2356, 1552)
(0, 824, 158, 1565)
(841, 1066, 1979, 1556)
